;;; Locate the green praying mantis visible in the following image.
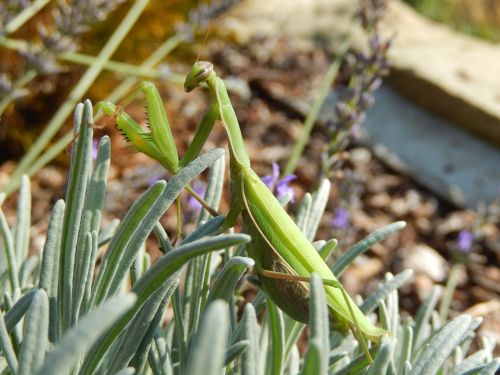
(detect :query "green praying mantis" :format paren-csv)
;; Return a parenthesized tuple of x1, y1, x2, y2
(96, 61, 386, 361)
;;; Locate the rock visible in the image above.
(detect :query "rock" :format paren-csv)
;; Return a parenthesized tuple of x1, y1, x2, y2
(403, 244, 449, 282)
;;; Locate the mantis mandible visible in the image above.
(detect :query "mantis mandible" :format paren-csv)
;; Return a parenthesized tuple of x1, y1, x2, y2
(97, 61, 386, 361)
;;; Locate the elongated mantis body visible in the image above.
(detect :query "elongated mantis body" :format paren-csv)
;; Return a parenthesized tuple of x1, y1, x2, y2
(97, 61, 386, 360)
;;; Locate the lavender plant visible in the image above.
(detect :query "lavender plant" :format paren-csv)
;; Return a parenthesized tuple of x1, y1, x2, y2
(322, 0, 390, 175)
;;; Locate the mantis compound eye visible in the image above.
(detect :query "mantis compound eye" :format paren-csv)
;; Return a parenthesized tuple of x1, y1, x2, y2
(184, 61, 214, 92)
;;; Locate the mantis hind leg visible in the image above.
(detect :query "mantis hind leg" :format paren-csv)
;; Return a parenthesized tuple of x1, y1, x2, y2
(259, 269, 374, 363)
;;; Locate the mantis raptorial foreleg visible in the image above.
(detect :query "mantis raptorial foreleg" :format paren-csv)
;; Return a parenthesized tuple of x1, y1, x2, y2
(95, 83, 219, 242)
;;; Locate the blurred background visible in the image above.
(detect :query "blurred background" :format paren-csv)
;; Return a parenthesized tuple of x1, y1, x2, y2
(0, 0, 499, 351)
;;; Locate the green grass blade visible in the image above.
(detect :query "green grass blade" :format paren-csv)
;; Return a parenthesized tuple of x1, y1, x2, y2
(37, 293, 136, 375)
(361, 270, 414, 314)
(91, 148, 224, 306)
(305, 179, 331, 241)
(185, 301, 229, 375)
(309, 274, 329, 375)
(0, 207, 20, 293)
(14, 175, 31, 264)
(332, 221, 406, 276)
(0, 313, 18, 373)
(18, 289, 49, 375)
(114, 368, 136, 375)
(206, 256, 254, 305)
(301, 339, 322, 375)
(265, 299, 284, 375)
(59, 101, 94, 332)
(410, 315, 472, 375)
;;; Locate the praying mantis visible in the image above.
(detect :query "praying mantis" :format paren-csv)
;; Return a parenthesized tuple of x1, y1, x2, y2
(96, 61, 386, 361)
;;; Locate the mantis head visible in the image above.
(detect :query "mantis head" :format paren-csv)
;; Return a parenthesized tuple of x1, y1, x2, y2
(184, 61, 214, 92)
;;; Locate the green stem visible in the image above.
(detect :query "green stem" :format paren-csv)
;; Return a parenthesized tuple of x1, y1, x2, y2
(0, 70, 37, 115)
(284, 38, 352, 176)
(2, 0, 152, 196)
(3, 0, 50, 34)
(0, 36, 186, 83)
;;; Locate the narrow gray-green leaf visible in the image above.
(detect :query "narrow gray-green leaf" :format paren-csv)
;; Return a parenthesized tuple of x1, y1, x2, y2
(240, 303, 261, 375)
(108, 280, 178, 374)
(73, 136, 110, 322)
(309, 274, 329, 375)
(39, 199, 65, 298)
(15, 175, 31, 264)
(413, 286, 440, 350)
(91, 148, 224, 306)
(183, 215, 225, 244)
(0, 207, 20, 292)
(73, 231, 96, 322)
(98, 218, 120, 247)
(478, 359, 500, 375)
(114, 368, 135, 375)
(153, 222, 174, 254)
(396, 323, 413, 375)
(18, 289, 49, 375)
(185, 301, 229, 375)
(4, 289, 36, 332)
(296, 192, 312, 233)
(361, 270, 414, 314)
(266, 299, 284, 375)
(0, 313, 18, 373)
(301, 339, 322, 375)
(410, 315, 472, 375)
(366, 343, 391, 375)
(224, 340, 249, 366)
(305, 179, 330, 241)
(37, 293, 136, 375)
(317, 239, 337, 261)
(59, 100, 94, 331)
(207, 256, 254, 305)
(198, 151, 225, 223)
(80, 233, 249, 375)
(332, 221, 406, 276)
(449, 348, 491, 375)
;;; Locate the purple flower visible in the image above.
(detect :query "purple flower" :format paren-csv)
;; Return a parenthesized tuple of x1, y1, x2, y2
(187, 181, 206, 212)
(91, 139, 99, 161)
(332, 208, 349, 229)
(261, 162, 297, 202)
(456, 230, 473, 253)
